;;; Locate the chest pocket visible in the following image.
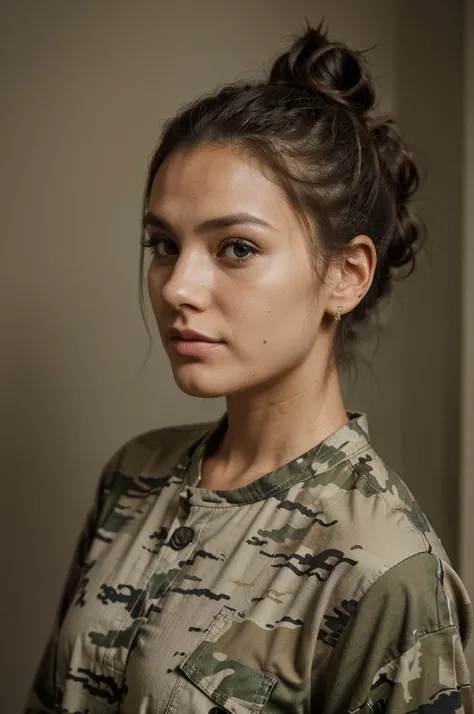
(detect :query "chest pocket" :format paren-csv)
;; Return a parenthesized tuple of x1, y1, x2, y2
(175, 606, 277, 714)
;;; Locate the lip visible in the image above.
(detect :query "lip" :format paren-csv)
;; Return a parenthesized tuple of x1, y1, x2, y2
(168, 326, 219, 342)
(170, 339, 224, 357)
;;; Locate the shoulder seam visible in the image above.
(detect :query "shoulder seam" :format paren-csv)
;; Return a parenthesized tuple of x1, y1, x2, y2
(349, 460, 431, 554)
(319, 552, 446, 656)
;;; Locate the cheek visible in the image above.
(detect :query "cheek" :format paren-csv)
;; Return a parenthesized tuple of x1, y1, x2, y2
(226, 274, 318, 348)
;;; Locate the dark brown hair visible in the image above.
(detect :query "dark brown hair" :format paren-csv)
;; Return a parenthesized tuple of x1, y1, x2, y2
(139, 21, 424, 367)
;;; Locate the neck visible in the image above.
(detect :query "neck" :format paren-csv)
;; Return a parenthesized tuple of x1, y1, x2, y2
(204, 358, 348, 487)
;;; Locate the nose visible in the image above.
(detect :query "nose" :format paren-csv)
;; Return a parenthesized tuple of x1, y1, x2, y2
(160, 249, 212, 312)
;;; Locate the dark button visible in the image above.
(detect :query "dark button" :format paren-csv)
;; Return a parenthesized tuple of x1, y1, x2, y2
(169, 526, 195, 550)
(208, 708, 228, 714)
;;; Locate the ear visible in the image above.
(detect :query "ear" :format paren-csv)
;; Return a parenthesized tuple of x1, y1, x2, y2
(325, 235, 377, 319)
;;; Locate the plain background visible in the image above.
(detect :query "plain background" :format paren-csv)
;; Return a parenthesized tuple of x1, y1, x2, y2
(462, 0, 474, 679)
(0, 1, 472, 710)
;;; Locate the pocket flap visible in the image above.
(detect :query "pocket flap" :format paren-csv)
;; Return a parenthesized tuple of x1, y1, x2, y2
(178, 609, 277, 714)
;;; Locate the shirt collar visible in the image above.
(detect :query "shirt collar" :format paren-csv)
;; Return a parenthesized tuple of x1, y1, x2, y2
(178, 411, 370, 508)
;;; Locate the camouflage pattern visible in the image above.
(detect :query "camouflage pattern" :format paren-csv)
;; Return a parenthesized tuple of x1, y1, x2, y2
(23, 412, 473, 713)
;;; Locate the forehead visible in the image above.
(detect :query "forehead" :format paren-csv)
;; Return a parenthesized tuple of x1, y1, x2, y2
(147, 144, 293, 226)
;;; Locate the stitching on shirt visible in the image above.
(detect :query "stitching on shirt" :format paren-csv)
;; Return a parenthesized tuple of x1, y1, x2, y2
(137, 517, 223, 688)
(185, 441, 372, 510)
(351, 462, 431, 553)
(182, 610, 275, 711)
(264, 443, 369, 498)
(280, 444, 377, 526)
(100, 506, 217, 668)
(181, 449, 367, 510)
(182, 607, 233, 679)
(318, 549, 453, 683)
(178, 419, 371, 507)
(313, 571, 384, 658)
(251, 672, 269, 713)
(261, 441, 371, 501)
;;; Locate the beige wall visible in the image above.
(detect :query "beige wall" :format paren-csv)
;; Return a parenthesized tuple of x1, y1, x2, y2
(0, 1, 467, 710)
(345, 0, 464, 567)
(461, 0, 474, 676)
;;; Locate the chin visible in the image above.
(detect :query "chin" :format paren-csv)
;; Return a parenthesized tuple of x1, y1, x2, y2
(171, 365, 230, 399)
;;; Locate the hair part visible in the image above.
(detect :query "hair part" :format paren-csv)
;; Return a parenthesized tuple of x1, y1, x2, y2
(138, 20, 424, 370)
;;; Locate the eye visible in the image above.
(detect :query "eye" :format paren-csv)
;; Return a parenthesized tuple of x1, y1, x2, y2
(219, 238, 258, 264)
(142, 236, 178, 258)
(141, 235, 258, 265)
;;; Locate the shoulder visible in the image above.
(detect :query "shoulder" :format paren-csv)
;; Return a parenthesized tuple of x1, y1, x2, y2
(111, 419, 217, 477)
(95, 419, 216, 499)
(308, 442, 464, 646)
(337, 552, 472, 650)
(354, 552, 472, 643)
(315, 440, 450, 568)
(319, 551, 471, 647)
(322, 551, 473, 711)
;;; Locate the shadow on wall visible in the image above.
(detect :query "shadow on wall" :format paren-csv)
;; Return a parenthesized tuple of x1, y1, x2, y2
(344, 0, 463, 568)
(394, 0, 463, 568)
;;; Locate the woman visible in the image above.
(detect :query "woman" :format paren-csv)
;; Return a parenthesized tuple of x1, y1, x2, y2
(25, 22, 472, 714)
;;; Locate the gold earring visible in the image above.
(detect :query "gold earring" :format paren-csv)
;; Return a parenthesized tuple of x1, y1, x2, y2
(335, 305, 343, 321)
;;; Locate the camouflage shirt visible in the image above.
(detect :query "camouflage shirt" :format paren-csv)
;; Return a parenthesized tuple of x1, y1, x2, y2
(24, 412, 473, 713)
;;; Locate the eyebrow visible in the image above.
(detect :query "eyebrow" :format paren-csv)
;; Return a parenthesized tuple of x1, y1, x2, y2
(142, 211, 276, 234)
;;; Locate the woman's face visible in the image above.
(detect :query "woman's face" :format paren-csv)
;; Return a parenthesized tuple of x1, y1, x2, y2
(145, 144, 334, 399)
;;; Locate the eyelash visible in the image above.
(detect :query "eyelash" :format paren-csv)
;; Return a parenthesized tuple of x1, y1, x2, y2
(141, 236, 259, 265)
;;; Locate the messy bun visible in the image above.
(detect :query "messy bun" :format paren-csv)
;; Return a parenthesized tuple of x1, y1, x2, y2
(141, 21, 424, 365)
(267, 22, 423, 285)
(370, 118, 422, 272)
(269, 22, 375, 116)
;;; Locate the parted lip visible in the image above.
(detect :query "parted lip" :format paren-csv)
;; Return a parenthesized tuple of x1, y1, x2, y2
(168, 326, 220, 342)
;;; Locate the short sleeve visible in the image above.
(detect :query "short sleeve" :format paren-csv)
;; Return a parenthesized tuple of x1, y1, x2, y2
(322, 552, 473, 713)
(23, 446, 124, 714)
